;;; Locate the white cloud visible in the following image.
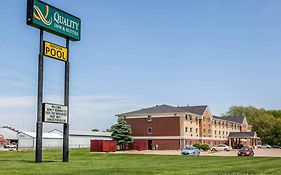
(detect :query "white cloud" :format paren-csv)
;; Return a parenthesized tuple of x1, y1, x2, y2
(0, 95, 140, 131)
(0, 96, 36, 108)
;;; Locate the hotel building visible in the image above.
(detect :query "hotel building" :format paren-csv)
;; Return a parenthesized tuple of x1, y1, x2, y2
(117, 105, 258, 150)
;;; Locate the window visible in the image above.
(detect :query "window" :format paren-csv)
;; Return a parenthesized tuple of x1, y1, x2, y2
(208, 129, 211, 133)
(189, 115, 192, 121)
(214, 130, 217, 134)
(147, 127, 152, 134)
(208, 135, 211, 137)
(226, 132, 228, 136)
(222, 131, 224, 135)
(185, 127, 188, 132)
(196, 128, 198, 133)
(190, 128, 193, 133)
(191, 134, 193, 137)
(185, 115, 188, 120)
(203, 129, 206, 133)
(219, 131, 221, 135)
(148, 115, 152, 121)
(196, 117, 198, 122)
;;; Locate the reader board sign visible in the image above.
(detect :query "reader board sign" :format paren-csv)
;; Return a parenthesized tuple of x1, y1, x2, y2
(44, 41, 68, 61)
(26, 0, 81, 41)
(43, 103, 68, 124)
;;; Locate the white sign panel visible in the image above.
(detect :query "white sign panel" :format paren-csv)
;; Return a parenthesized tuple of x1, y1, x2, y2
(43, 103, 68, 123)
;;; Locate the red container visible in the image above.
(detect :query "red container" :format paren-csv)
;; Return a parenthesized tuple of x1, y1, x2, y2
(90, 140, 103, 152)
(102, 141, 111, 152)
(110, 141, 117, 152)
(90, 140, 117, 152)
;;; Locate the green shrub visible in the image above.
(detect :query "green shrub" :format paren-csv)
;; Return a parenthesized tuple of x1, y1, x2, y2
(192, 142, 210, 151)
(200, 143, 210, 151)
(193, 142, 201, 149)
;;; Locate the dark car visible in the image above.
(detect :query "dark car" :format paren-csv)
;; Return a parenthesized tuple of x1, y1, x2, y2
(238, 147, 254, 156)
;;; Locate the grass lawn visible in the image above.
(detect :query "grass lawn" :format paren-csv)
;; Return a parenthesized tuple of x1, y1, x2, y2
(0, 148, 280, 175)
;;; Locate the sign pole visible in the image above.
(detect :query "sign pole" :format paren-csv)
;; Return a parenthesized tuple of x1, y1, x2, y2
(35, 28, 44, 163)
(63, 38, 70, 162)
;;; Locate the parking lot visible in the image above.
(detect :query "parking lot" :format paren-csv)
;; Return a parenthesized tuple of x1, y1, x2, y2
(114, 148, 281, 157)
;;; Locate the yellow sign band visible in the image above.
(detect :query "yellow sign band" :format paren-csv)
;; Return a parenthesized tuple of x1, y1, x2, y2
(43, 41, 68, 62)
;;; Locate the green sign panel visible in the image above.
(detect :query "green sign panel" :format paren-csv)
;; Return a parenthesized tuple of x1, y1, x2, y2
(27, 0, 81, 41)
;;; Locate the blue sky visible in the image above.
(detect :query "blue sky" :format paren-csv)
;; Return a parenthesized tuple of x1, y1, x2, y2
(1, 0, 281, 131)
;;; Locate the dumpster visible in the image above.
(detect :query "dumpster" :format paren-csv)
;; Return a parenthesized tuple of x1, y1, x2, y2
(90, 140, 117, 152)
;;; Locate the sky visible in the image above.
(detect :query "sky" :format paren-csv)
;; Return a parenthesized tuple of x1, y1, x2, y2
(1, 0, 281, 132)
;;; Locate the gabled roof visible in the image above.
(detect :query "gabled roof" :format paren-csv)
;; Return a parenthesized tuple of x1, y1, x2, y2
(117, 104, 185, 116)
(219, 116, 245, 124)
(117, 104, 208, 117)
(178, 105, 208, 115)
(228, 132, 256, 138)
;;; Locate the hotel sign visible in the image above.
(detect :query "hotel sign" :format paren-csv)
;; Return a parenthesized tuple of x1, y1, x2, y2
(43, 103, 68, 124)
(44, 41, 68, 61)
(26, 0, 81, 41)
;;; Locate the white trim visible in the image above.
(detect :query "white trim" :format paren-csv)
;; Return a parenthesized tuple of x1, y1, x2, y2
(132, 136, 228, 141)
(125, 114, 180, 119)
(123, 112, 202, 119)
(133, 136, 181, 140)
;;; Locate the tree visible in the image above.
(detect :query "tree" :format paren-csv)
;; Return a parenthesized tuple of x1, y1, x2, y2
(110, 117, 132, 150)
(92, 128, 99, 132)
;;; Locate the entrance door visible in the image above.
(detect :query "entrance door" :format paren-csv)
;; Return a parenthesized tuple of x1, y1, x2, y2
(147, 140, 153, 150)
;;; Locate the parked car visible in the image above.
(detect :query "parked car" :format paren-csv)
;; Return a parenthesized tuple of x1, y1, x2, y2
(271, 145, 280, 149)
(211, 144, 232, 152)
(4, 144, 17, 150)
(258, 144, 271, 148)
(238, 147, 254, 156)
(181, 146, 200, 156)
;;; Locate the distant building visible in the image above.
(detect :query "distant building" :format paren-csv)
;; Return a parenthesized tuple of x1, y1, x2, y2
(117, 104, 259, 150)
(48, 129, 112, 148)
(0, 126, 112, 149)
(0, 126, 62, 148)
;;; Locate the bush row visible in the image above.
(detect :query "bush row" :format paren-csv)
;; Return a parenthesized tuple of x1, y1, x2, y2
(193, 142, 210, 151)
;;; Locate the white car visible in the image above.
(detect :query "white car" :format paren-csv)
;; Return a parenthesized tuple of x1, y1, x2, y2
(211, 144, 232, 151)
(5, 145, 17, 150)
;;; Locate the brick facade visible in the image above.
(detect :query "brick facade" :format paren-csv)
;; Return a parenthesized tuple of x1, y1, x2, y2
(125, 116, 180, 136)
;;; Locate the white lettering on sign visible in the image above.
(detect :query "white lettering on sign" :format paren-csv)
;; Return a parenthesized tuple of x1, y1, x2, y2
(43, 103, 68, 124)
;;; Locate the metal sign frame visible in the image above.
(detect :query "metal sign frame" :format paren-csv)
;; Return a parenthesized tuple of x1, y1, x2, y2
(26, 0, 79, 163)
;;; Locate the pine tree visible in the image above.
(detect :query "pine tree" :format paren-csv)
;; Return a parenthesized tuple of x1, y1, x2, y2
(111, 117, 132, 150)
